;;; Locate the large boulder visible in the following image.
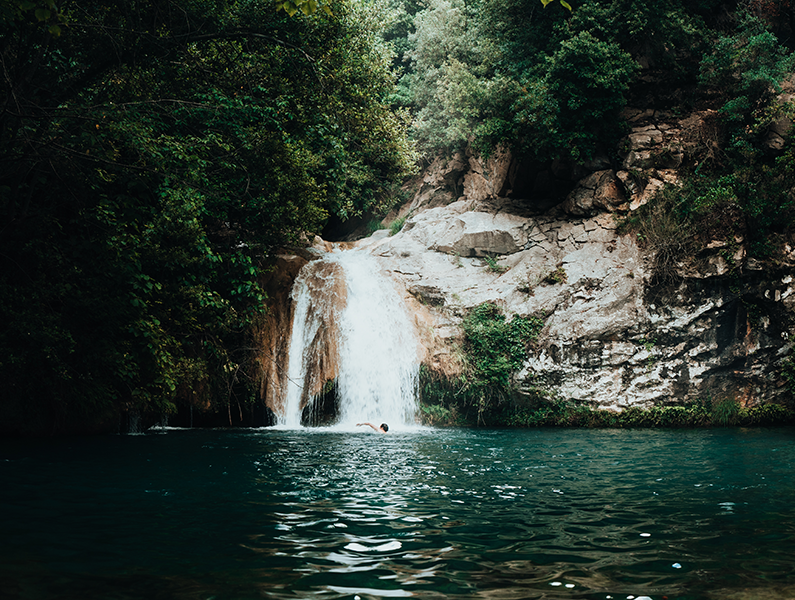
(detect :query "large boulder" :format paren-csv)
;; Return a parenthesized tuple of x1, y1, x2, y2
(397, 199, 529, 257)
(561, 170, 627, 216)
(462, 145, 512, 200)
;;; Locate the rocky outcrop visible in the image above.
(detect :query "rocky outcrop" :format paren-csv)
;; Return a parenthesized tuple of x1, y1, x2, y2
(258, 108, 793, 418)
(561, 170, 626, 215)
(350, 111, 795, 412)
(254, 253, 308, 416)
(254, 238, 351, 419)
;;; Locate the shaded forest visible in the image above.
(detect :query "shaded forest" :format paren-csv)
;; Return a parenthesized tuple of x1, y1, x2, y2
(2, 0, 794, 434)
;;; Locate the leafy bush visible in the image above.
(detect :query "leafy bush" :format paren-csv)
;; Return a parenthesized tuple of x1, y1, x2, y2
(711, 397, 740, 426)
(419, 402, 454, 426)
(700, 13, 795, 125)
(736, 403, 795, 426)
(462, 303, 544, 391)
(517, 31, 638, 160)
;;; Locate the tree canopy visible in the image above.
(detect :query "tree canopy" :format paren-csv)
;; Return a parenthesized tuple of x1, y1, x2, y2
(0, 0, 415, 432)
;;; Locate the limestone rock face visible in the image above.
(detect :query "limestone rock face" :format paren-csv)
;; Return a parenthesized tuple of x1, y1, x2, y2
(399, 153, 468, 218)
(348, 114, 795, 411)
(410, 202, 528, 257)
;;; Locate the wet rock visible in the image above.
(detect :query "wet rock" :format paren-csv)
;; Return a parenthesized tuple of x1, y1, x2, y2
(409, 284, 446, 306)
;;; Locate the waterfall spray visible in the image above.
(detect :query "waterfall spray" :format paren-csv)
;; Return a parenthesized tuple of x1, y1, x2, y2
(334, 250, 419, 429)
(279, 249, 419, 429)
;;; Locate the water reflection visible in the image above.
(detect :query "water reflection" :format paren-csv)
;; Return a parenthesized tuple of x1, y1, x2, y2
(231, 427, 795, 599)
(1, 427, 794, 599)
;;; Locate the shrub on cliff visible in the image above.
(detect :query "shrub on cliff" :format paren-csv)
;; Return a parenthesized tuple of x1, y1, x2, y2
(417, 303, 544, 425)
(513, 31, 638, 161)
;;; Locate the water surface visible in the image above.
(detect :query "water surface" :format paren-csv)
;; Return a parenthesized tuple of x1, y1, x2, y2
(1, 427, 794, 600)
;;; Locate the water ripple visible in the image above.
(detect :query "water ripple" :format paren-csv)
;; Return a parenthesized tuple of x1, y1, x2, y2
(1, 427, 795, 599)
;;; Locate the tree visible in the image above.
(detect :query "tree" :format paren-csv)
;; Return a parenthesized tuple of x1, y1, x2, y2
(0, 0, 415, 433)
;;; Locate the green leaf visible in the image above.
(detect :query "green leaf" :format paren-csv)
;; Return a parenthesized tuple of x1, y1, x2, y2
(559, 0, 572, 10)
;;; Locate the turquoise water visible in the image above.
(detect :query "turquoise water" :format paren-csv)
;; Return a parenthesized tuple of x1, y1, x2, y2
(1, 427, 794, 600)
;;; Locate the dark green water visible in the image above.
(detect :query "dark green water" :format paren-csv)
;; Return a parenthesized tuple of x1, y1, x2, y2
(1, 427, 794, 600)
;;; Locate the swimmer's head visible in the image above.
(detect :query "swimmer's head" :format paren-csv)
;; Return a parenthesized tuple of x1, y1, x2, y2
(380, 423, 389, 432)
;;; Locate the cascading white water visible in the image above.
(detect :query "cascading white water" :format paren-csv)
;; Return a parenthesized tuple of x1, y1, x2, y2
(281, 270, 324, 429)
(279, 248, 419, 429)
(334, 250, 419, 429)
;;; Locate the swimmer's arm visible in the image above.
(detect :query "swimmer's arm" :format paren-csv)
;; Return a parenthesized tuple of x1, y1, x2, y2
(356, 422, 379, 432)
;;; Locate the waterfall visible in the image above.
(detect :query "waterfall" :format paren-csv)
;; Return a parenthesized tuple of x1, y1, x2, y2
(279, 249, 419, 429)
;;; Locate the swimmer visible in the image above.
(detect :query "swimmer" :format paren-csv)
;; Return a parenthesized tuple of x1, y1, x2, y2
(356, 422, 389, 433)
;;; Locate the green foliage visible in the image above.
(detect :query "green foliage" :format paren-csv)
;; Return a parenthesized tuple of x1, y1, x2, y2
(416, 366, 474, 426)
(454, 303, 544, 421)
(700, 13, 795, 125)
(365, 218, 386, 235)
(392, 0, 721, 161)
(687, 11, 795, 257)
(483, 255, 508, 273)
(736, 403, 794, 426)
(541, 0, 572, 10)
(277, 0, 333, 16)
(542, 266, 568, 285)
(622, 129, 795, 278)
(711, 397, 740, 426)
(419, 402, 454, 426)
(389, 214, 408, 235)
(515, 31, 638, 160)
(503, 402, 713, 428)
(619, 182, 697, 283)
(462, 303, 543, 391)
(481, 398, 794, 428)
(0, 0, 416, 432)
(416, 305, 544, 425)
(0, 0, 66, 35)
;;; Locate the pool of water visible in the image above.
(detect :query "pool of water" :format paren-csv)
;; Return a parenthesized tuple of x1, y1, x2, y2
(1, 427, 794, 600)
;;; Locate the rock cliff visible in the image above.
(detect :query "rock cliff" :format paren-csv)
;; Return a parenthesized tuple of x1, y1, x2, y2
(349, 108, 795, 411)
